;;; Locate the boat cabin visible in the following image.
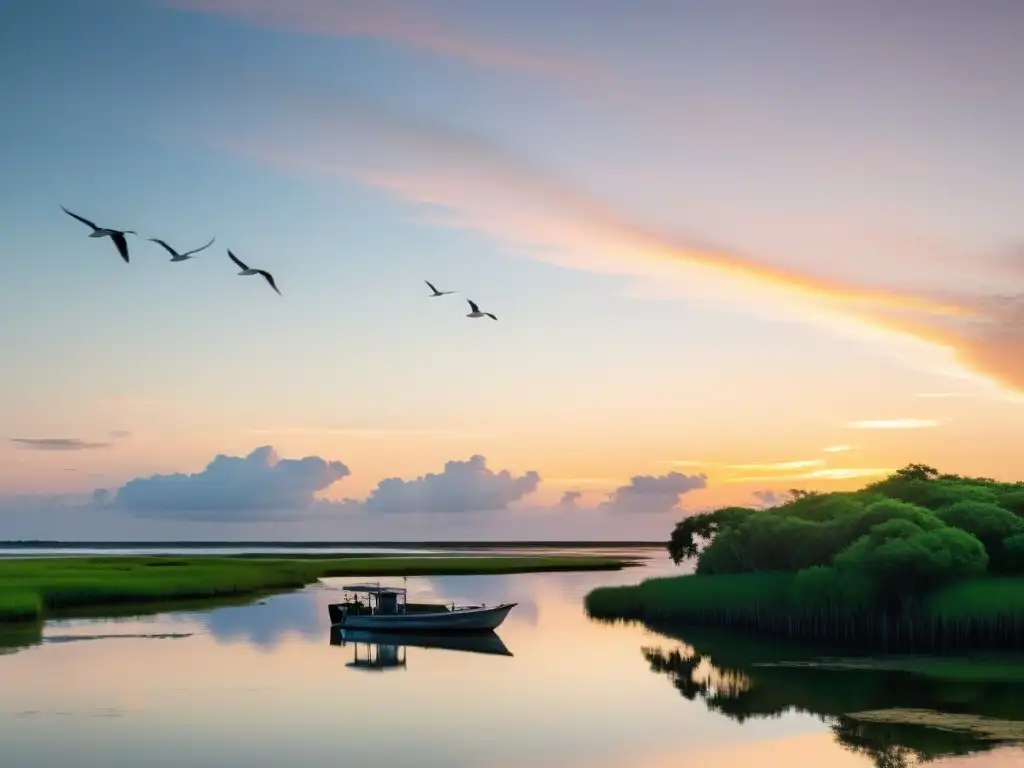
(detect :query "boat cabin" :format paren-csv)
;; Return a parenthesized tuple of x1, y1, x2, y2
(336, 583, 409, 616)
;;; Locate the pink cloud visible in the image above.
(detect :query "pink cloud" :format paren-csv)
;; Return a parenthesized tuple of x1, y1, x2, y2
(166, 0, 599, 86)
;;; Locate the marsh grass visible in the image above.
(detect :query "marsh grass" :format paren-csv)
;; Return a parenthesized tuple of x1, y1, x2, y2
(0, 554, 629, 623)
(585, 573, 1024, 650)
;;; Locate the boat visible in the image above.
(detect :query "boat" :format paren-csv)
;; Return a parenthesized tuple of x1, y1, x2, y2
(327, 583, 517, 632)
(330, 627, 514, 658)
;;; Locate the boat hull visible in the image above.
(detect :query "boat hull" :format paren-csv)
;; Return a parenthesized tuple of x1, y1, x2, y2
(328, 602, 516, 632)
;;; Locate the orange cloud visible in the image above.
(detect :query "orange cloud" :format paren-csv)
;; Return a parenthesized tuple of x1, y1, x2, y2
(664, 459, 826, 472)
(204, 86, 1024, 395)
(166, 0, 598, 86)
(844, 419, 940, 430)
(728, 467, 893, 483)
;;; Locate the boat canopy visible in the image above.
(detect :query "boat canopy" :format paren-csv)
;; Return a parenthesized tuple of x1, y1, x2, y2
(341, 583, 407, 596)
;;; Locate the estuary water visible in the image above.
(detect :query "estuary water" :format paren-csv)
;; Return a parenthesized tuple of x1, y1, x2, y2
(0, 547, 1021, 767)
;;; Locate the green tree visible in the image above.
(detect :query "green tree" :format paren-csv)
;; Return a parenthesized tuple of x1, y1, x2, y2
(668, 507, 754, 565)
(935, 501, 1024, 573)
(834, 525, 988, 611)
(781, 493, 868, 523)
(997, 489, 1024, 517)
(1001, 532, 1024, 574)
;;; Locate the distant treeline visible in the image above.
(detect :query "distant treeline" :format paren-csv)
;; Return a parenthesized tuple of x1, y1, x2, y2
(0, 540, 662, 549)
(587, 464, 1024, 650)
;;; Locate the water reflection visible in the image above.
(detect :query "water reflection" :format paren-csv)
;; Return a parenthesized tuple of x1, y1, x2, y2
(640, 625, 1024, 767)
(0, 623, 42, 656)
(1, 550, 1018, 767)
(330, 627, 514, 661)
(199, 591, 328, 650)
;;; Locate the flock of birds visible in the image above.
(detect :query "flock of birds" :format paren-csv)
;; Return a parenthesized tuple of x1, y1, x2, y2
(61, 206, 499, 320)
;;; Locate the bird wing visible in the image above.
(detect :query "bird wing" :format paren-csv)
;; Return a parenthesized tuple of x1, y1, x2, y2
(486, 313, 497, 321)
(111, 232, 130, 263)
(257, 270, 281, 295)
(425, 280, 439, 294)
(467, 299, 480, 312)
(61, 206, 99, 230)
(181, 236, 216, 257)
(148, 238, 179, 257)
(227, 249, 248, 270)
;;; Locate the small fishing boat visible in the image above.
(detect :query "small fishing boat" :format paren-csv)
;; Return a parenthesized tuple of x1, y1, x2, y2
(327, 583, 516, 632)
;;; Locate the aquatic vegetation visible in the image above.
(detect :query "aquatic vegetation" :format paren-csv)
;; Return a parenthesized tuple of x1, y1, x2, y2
(0, 554, 630, 624)
(586, 465, 1024, 649)
(848, 709, 1024, 743)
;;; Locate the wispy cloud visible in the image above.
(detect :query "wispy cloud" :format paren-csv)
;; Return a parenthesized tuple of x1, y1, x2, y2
(822, 444, 855, 453)
(250, 427, 496, 441)
(913, 392, 968, 399)
(10, 438, 112, 452)
(663, 459, 825, 472)
(203, 83, 1024, 395)
(844, 419, 941, 430)
(166, 0, 599, 87)
(803, 468, 892, 480)
(729, 467, 892, 483)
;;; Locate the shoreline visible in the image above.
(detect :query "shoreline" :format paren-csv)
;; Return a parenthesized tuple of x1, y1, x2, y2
(585, 572, 1024, 651)
(0, 554, 636, 625)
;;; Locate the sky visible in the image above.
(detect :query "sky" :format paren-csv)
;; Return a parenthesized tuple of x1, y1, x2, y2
(1, 0, 1024, 539)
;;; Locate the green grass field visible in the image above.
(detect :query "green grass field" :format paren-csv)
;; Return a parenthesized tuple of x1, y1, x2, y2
(0, 554, 632, 623)
(585, 572, 1024, 650)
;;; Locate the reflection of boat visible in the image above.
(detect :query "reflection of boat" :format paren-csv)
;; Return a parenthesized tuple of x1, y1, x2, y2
(330, 627, 514, 657)
(327, 583, 516, 632)
(341, 636, 408, 672)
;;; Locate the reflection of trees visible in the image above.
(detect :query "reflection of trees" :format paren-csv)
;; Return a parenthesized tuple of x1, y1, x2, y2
(640, 628, 1015, 768)
(642, 645, 752, 705)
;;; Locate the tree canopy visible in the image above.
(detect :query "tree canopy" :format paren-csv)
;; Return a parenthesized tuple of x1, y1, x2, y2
(668, 465, 1024, 609)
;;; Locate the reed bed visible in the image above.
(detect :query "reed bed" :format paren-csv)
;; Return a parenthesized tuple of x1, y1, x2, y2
(0, 554, 629, 623)
(585, 573, 1024, 651)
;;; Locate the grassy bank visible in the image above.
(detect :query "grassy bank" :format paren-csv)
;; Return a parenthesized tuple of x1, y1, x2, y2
(585, 572, 1024, 650)
(0, 554, 631, 624)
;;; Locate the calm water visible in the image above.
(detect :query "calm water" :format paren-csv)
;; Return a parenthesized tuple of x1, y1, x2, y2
(1, 547, 1022, 767)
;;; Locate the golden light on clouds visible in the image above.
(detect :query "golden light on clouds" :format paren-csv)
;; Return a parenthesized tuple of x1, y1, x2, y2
(664, 459, 825, 471)
(822, 444, 855, 453)
(844, 419, 941, 430)
(726, 467, 892, 484)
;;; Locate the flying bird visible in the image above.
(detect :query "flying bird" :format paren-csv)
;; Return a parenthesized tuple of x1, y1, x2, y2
(466, 299, 497, 321)
(149, 236, 216, 262)
(60, 206, 136, 263)
(227, 249, 281, 295)
(425, 280, 456, 297)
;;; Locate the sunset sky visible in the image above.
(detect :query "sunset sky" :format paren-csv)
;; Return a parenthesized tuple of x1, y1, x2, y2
(1, 0, 1023, 539)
